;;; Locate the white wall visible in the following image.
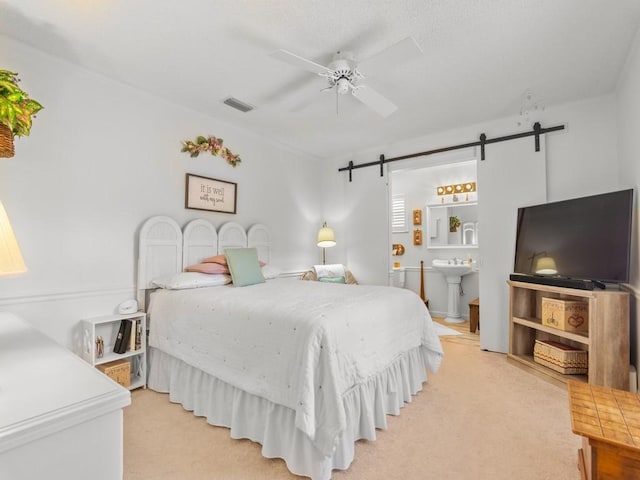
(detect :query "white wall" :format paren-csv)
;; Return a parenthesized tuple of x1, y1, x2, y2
(616, 25, 640, 380)
(323, 93, 621, 352)
(0, 35, 324, 350)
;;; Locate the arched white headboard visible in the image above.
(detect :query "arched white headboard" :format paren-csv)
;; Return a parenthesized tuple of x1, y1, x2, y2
(183, 219, 217, 267)
(217, 222, 247, 254)
(137, 217, 272, 308)
(137, 216, 182, 293)
(247, 223, 271, 264)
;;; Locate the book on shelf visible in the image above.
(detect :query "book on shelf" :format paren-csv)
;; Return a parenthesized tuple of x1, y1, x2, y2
(114, 319, 131, 354)
(113, 320, 126, 354)
(128, 318, 137, 351)
(135, 319, 142, 350)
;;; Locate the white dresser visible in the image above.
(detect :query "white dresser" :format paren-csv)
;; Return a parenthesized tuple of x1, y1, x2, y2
(0, 312, 131, 480)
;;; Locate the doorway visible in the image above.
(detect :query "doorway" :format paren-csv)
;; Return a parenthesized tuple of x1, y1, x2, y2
(387, 156, 479, 323)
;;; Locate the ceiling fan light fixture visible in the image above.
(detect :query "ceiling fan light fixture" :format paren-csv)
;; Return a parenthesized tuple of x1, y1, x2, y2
(336, 78, 350, 94)
(269, 36, 421, 117)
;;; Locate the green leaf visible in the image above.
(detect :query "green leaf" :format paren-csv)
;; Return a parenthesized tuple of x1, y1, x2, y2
(0, 71, 42, 136)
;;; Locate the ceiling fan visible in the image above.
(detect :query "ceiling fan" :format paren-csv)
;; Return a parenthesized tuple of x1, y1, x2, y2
(269, 37, 422, 117)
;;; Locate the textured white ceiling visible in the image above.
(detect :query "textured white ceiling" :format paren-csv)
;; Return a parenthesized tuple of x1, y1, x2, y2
(2, 0, 640, 159)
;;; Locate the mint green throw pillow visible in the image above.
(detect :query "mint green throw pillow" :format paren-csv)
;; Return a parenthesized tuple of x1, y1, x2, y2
(318, 276, 346, 284)
(225, 248, 266, 287)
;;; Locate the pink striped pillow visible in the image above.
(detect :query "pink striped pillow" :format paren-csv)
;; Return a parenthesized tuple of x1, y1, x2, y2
(201, 254, 227, 265)
(185, 262, 229, 274)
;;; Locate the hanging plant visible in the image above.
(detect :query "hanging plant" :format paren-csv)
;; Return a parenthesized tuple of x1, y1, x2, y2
(181, 135, 241, 167)
(0, 70, 44, 158)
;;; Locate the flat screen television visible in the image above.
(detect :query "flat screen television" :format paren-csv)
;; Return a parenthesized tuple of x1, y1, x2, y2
(512, 189, 634, 290)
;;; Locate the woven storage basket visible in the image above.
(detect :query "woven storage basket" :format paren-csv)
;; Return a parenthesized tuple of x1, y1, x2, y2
(533, 339, 588, 374)
(0, 123, 14, 158)
(97, 359, 131, 387)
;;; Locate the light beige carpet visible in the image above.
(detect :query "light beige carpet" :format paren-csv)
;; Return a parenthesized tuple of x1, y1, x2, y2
(124, 320, 581, 479)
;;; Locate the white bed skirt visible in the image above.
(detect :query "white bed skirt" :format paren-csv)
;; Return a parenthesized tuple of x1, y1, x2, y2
(147, 346, 431, 480)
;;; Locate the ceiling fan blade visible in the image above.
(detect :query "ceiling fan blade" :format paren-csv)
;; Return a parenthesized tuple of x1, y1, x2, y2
(352, 86, 397, 117)
(270, 49, 333, 76)
(357, 36, 423, 76)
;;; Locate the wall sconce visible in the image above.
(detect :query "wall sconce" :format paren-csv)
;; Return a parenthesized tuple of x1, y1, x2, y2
(437, 182, 477, 196)
(413, 209, 422, 225)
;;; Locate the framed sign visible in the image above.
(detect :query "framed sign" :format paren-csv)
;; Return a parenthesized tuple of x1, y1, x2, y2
(185, 173, 237, 214)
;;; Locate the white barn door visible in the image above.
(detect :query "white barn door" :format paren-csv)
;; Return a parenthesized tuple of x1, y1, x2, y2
(478, 136, 547, 352)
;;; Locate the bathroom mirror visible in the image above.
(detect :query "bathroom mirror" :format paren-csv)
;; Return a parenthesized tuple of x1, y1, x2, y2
(426, 202, 478, 249)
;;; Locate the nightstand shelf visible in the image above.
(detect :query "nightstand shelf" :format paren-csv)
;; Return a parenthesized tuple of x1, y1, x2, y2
(82, 312, 146, 390)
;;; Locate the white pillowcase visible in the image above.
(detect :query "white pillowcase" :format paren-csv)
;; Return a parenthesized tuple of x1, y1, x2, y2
(313, 263, 345, 279)
(152, 272, 232, 289)
(261, 264, 282, 280)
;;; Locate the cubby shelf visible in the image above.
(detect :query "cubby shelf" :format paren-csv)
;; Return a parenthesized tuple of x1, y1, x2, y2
(507, 280, 629, 390)
(81, 312, 146, 390)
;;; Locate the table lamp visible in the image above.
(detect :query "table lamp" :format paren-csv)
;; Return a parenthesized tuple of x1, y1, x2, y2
(535, 256, 557, 275)
(0, 201, 27, 275)
(317, 222, 336, 265)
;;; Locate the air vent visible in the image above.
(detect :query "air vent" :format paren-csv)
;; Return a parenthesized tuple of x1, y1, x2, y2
(223, 97, 254, 113)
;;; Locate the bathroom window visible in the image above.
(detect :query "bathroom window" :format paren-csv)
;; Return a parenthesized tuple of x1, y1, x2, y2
(391, 194, 408, 233)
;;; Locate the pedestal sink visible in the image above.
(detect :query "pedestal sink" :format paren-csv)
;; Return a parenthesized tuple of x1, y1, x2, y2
(432, 259, 474, 323)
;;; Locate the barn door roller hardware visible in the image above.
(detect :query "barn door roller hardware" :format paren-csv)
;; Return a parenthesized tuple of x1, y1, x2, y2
(338, 122, 565, 182)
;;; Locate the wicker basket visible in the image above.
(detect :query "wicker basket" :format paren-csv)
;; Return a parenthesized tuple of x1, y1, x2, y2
(97, 359, 131, 387)
(533, 339, 588, 375)
(0, 123, 14, 158)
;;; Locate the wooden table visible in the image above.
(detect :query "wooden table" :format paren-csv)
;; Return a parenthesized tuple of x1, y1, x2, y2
(568, 380, 640, 480)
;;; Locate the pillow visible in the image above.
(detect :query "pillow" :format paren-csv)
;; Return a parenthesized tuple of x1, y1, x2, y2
(313, 264, 346, 282)
(202, 254, 267, 268)
(301, 270, 317, 281)
(345, 270, 358, 285)
(261, 264, 281, 280)
(318, 276, 346, 284)
(225, 248, 265, 287)
(301, 269, 358, 284)
(201, 254, 227, 265)
(152, 272, 232, 289)
(185, 262, 229, 274)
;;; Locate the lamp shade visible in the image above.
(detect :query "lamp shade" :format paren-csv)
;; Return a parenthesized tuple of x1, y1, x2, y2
(0, 201, 27, 276)
(317, 222, 336, 248)
(535, 256, 557, 275)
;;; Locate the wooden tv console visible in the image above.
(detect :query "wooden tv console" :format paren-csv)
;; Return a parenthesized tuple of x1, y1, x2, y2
(507, 280, 630, 390)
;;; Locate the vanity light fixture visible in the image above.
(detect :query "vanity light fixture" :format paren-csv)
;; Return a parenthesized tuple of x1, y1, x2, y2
(437, 182, 477, 196)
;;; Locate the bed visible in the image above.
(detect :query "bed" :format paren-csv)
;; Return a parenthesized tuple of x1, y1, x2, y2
(138, 216, 444, 480)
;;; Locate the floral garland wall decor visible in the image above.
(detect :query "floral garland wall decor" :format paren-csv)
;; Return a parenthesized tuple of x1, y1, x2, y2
(181, 135, 241, 167)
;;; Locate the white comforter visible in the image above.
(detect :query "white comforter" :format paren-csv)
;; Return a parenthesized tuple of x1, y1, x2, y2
(148, 279, 443, 456)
